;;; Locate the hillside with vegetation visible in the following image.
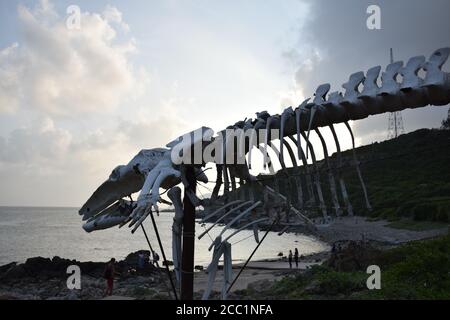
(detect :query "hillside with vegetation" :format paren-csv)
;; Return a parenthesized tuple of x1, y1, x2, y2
(236, 234, 450, 300)
(266, 128, 450, 224)
(340, 128, 450, 223)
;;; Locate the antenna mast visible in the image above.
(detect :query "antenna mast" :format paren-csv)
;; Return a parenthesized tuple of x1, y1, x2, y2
(387, 48, 405, 139)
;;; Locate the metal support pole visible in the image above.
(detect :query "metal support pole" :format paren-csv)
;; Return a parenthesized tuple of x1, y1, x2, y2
(226, 218, 279, 293)
(141, 224, 176, 300)
(181, 165, 197, 300)
(148, 211, 179, 300)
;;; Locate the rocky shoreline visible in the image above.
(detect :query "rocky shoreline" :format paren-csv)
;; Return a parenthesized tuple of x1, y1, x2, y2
(1, 216, 446, 300)
(0, 249, 330, 300)
(0, 251, 173, 300)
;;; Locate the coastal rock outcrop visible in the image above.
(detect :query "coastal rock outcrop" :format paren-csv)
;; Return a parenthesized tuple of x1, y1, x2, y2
(0, 251, 169, 300)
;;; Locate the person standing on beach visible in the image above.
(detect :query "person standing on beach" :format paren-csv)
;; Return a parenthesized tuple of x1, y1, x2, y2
(288, 250, 293, 269)
(103, 258, 116, 296)
(138, 252, 145, 269)
(152, 251, 160, 268)
(294, 248, 299, 268)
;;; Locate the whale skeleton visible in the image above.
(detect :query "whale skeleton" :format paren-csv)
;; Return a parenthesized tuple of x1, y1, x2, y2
(78, 48, 450, 299)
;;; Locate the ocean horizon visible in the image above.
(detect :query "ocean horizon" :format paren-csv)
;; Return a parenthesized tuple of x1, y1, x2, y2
(0, 206, 329, 267)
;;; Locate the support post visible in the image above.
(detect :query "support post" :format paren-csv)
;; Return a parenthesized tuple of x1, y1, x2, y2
(181, 165, 197, 300)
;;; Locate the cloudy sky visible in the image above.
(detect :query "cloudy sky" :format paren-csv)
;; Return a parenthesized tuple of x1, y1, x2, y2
(0, 0, 448, 207)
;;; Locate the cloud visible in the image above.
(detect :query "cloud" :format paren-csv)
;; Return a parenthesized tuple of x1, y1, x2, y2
(285, 0, 450, 144)
(0, 43, 22, 113)
(103, 5, 130, 33)
(0, 1, 146, 116)
(0, 117, 72, 166)
(0, 113, 182, 206)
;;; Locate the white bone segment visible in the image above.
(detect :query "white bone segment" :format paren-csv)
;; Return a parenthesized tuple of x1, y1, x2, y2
(300, 131, 328, 219)
(305, 106, 316, 159)
(315, 128, 341, 216)
(131, 208, 151, 233)
(202, 237, 224, 300)
(130, 155, 182, 228)
(222, 218, 269, 244)
(280, 107, 294, 164)
(329, 124, 353, 216)
(221, 242, 232, 300)
(269, 142, 286, 170)
(400, 56, 425, 90)
(247, 118, 266, 170)
(288, 135, 316, 206)
(209, 201, 262, 250)
(344, 122, 372, 211)
(379, 61, 403, 95)
(360, 66, 381, 97)
(201, 200, 244, 223)
(198, 201, 253, 240)
(79, 149, 167, 221)
(82, 200, 133, 232)
(282, 139, 298, 167)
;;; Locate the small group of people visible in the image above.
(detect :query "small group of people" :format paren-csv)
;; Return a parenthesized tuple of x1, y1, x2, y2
(288, 248, 300, 269)
(138, 250, 160, 269)
(103, 251, 161, 297)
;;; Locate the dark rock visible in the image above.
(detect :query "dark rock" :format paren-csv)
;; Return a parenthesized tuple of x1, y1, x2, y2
(325, 241, 382, 272)
(24, 257, 53, 276)
(123, 250, 151, 266)
(162, 260, 174, 267)
(0, 250, 160, 284)
(0, 262, 16, 275)
(0, 294, 20, 300)
(194, 265, 204, 271)
(3, 264, 27, 280)
(79, 261, 107, 277)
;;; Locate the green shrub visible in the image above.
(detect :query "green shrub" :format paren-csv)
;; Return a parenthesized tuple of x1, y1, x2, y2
(315, 270, 366, 296)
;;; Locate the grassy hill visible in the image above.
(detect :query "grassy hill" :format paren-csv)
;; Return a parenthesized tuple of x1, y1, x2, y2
(339, 128, 450, 222)
(238, 234, 450, 300)
(263, 128, 450, 223)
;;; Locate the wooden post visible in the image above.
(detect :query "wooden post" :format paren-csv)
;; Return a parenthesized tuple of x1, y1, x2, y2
(180, 165, 196, 300)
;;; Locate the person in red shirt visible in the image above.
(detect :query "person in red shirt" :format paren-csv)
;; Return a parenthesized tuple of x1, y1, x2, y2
(103, 258, 116, 296)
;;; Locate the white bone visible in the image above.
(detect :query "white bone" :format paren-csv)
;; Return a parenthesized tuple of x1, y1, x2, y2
(379, 61, 403, 95)
(201, 200, 244, 223)
(198, 201, 253, 240)
(400, 56, 425, 90)
(360, 66, 381, 97)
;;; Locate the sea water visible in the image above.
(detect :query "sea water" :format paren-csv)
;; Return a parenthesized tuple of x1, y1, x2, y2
(0, 206, 329, 266)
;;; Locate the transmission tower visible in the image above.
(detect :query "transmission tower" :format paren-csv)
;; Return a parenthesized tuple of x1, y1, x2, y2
(387, 48, 405, 139)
